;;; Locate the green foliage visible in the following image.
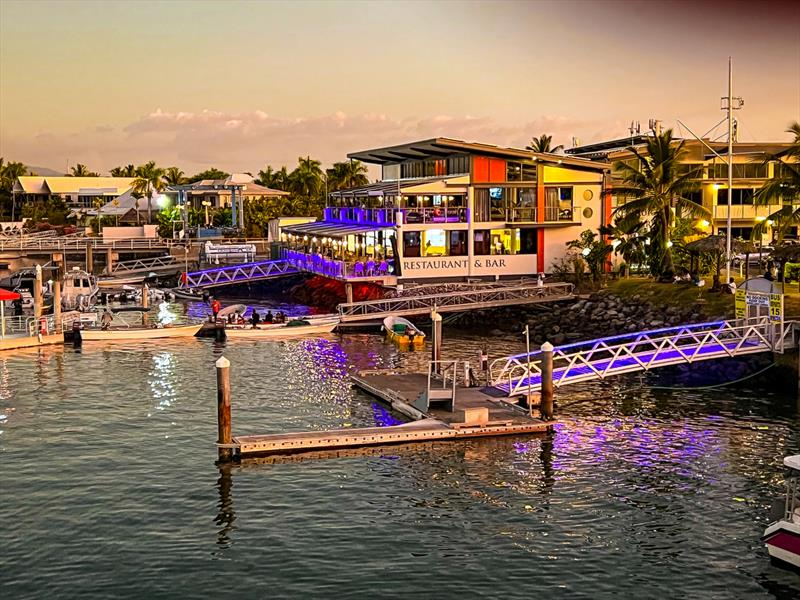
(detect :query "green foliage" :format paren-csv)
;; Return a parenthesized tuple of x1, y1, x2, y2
(68, 163, 99, 177)
(187, 168, 229, 183)
(566, 229, 612, 281)
(212, 208, 232, 227)
(155, 206, 182, 238)
(612, 128, 709, 279)
(754, 122, 800, 243)
(109, 164, 136, 177)
(131, 161, 166, 223)
(785, 263, 800, 283)
(526, 134, 564, 154)
(162, 166, 186, 186)
(326, 160, 369, 191)
(20, 195, 70, 226)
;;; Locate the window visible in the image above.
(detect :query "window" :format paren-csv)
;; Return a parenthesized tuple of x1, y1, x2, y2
(422, 229, 447, 257)
(716, 188, 754, 205)
(711, 163, 769, 179)
(519, 229, 538, 254)
(474, 188, 490, 222)
(685, 190, 702, 205)
(446, 155, 469, 175)
(544, 187, 573, 221)
(717, 227, 753, 240)
(449, 231, 467, 256)
(403, 231, 421, 257)
(473, 230, 491, 255)
(490, 229, 516, 255)
(489, 187, 505, 220)
(676, 164, 704, 178)
(506, 162, 522, 182)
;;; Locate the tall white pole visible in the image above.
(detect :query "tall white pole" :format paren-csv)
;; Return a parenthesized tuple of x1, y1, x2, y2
(726, 56, 733, 284)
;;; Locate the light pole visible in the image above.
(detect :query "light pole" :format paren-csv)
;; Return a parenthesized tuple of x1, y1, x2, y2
(523, 324, 532, 417)
(202, 200, 211, 227)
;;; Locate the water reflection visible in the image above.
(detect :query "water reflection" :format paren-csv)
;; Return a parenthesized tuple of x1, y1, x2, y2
(214, 464, 236, 553)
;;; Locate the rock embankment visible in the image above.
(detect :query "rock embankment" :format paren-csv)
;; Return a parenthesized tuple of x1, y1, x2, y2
(454, 291, 722, 345)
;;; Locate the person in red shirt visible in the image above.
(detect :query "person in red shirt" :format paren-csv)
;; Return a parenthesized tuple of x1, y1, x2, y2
(210, 299, 221, 321)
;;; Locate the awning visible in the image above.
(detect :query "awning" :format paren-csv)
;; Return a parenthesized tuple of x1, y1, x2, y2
(0, 288, 20, 301)
(282, 221, 393, 238)
(329, 176, 465, 199)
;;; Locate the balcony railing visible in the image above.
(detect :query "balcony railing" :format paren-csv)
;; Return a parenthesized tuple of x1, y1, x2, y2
(325, 207, 397, 225)
(544, 206, 575, 222)
(281, 248, 393, 279)
(401, 207, 467, 224)
(713, 204, 783, 220)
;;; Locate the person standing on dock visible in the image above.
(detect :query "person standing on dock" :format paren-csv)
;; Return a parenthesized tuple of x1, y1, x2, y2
(100, 309, 113, 331)
(211, 298, 221, 322)
(250, 310, 261, 329)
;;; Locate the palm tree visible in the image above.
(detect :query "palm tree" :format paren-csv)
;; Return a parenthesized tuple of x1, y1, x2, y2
(110, 164, 136, 177)
(753, 122, 800, 243)
(526, 134, 564, 154)
(1, 159, 28, 220)
(69, 163, 98, 177)
(163, 166, 186, 186)
(131, 161, 166, 223)
(256, 165, 290, 190)
(289, 157, 324, 215)
(326, 160, 369, 191)
(612, 129, 709, 278)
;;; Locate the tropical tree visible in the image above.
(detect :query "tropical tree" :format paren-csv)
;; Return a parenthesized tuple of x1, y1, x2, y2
(68, 163, 98, 177)
(612, 129, 708, 279)
(289, 156, 324, 215)
(163, 166, 186, 186)
(326, 160, 369, 192)
(110, 164, 136, 177)
(0, 159, 28, 220)
(255, 165, 291, 190)
(131, 161, 166, 223)
(526, 134, 564, 154)
(753, 121, 800, 243)
(187, 167, 229, 183)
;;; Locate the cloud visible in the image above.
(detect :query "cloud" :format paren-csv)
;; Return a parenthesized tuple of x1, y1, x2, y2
(4, 109, 615, 175)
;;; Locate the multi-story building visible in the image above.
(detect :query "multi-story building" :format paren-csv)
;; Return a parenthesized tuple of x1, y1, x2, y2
(281, 138, 610, 284)
(566, 135, 796, 242)
(12, 176, 135, 208)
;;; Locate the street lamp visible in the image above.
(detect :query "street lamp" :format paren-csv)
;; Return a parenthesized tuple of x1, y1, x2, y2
(202, 200, 211, 227)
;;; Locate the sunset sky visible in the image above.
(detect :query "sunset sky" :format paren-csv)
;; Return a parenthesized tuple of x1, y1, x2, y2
(1, 0, 799, 175)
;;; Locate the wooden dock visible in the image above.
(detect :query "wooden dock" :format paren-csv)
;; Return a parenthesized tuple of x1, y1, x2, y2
(233, 370, 553, 459)
(0, 333, 64, 352)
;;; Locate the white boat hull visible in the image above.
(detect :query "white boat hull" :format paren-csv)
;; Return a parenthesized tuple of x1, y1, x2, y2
(80, 324, 203, 340)
(763, 516, 800, 568)
(224, 320, 338, 339)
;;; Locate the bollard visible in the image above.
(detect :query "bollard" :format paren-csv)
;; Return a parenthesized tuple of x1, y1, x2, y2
(431, 310, 442, 373)
(540, 341, 554, 420)
(345, 283, 353, 305)
(216, 356, 233, 462)
(33, 264, 43, 320)
(106, 248, 114, 275)
(86, 244, 94, 274)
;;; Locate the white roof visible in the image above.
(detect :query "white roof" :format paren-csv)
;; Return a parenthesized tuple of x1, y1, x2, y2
(784, 456, 800, 470)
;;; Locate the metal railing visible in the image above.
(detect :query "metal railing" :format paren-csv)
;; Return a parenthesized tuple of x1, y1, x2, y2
(490, 317, 794, 397)
(112, 255, 180, 274)
(401, 207, 467, 224)
(281, 248, 393, 280)
(180, 259, 299, 289)
(0, 237, 176, 252)
(338, 282, 574, 322)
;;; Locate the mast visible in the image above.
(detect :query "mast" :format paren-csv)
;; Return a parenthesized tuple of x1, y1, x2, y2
(726, 57, 733, 283)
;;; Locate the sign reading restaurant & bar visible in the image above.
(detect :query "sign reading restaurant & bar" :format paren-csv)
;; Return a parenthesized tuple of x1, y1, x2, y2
(401, 254, 536, 278)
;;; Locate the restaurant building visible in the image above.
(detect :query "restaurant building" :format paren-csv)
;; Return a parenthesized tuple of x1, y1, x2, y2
(281, 138, 610, 284)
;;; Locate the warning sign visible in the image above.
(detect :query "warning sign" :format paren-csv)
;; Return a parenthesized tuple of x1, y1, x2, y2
(735, 289, 746, 319)
(769, 293, 784, 322)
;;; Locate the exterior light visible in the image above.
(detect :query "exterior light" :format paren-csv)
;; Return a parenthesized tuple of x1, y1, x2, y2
(767, 220, 774, 226)
(713, 183, 721, 190)
(312, 237, 318, 243)
(699, 219, 710, 228)
(667, 240, 674, 248)
(581, 247, 591, 257)
(755, 216, 766, 222)
(303, 235, 308, 241)
(156, 194, 169, 208)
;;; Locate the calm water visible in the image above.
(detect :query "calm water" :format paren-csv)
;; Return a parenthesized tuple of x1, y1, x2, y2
(2, 319, 800, 598)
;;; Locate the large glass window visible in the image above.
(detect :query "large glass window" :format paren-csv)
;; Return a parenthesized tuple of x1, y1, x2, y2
(712, 163, 769, 179)
(717, 188, 754, 205)
(422, 229, 447, 257)
(489, 187, 505, 220)
(506, 161, 537, 182)
(449, 231, 467, 256)
(490, 229, 515, 255)
(473, 230, 491, 255)
(519, 229, 538, 254)
(403, 231, 421, 257)
(544, 187, 573, 221)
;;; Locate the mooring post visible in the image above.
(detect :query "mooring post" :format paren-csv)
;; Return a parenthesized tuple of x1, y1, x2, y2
(106, 248, 114, 275)
(216, 356, 233, 462)
(430, 309, 443, 374)
(33, 264, 43, 320)
(345, 282, 353, 305)
(540, 341, 554, 420)
(86, 244, 93, 274)
(53, 278, 62, 330)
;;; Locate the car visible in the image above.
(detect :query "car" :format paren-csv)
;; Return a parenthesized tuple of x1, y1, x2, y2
(732, 246, 773, 266)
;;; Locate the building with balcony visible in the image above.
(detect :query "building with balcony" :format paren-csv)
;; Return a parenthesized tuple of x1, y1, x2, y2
(12, 176, 135, 208)
(567, 136, 797, 242)
(281, 138, 610, 284)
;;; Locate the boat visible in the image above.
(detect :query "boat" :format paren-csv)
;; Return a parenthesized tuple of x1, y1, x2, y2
(79, 323, 203, 341)
(62, 267, 99, 311)
(224, 316, 339, 339)
(383, 316, 425, 348)
(763, 455, 800, 569)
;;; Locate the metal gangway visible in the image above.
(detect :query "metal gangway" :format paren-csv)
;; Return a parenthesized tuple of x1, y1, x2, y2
(337, 282, 575, 322)
(0, 236, 175, 252)
(112, 255, 182, 276)
(490, 317, 797, 397)
(180, 259, 299, 289)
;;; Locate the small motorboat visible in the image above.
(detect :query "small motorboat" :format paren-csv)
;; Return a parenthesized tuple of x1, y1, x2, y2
(224, 316, 339, 339)
(62, 267, 99, 311)
(383, 316, 425, 348)
(79, 323, 203, 341)
(763, 455, 800, 569)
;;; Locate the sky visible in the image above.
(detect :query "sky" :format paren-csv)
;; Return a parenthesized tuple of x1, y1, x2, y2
(1, 0, 799, 175)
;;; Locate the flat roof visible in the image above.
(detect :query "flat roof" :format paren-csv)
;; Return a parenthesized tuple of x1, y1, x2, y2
(348, 137, 608, 171)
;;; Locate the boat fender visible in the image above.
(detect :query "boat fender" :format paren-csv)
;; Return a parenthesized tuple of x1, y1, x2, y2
(39, 317, 48, 336)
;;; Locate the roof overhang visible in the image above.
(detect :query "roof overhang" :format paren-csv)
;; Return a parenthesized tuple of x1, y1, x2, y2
(282, 221, 393, 238)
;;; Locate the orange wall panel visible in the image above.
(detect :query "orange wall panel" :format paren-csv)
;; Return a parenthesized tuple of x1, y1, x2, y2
(473, 156, 489, 183)
(488, 159, 506, 182)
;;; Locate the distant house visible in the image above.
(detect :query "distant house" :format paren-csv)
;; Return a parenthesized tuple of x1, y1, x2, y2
(12, 176, 135, 208)
(181, 175, 289, 209)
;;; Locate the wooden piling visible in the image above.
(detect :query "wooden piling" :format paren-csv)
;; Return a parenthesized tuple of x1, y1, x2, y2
(106, 248, 114, 275)
(345, 283, 353, 305)
(540, 341, 554, 420)
(33, 264, 43, 320)
(216, 356, 233, 462)
(53, 279, 62, 328)
(431, 309, 442, 372)
(86, 244, 93, 274)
